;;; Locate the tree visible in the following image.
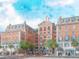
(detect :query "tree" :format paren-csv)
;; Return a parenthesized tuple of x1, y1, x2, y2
(20, 40, 35, 54)
(0, 45, 2, 48)
(45, 39, 58, 54)
(71, 40, 79, 47)
(8, 44, 14, 49)
(45, 39, 58, 48)
(8, 44, 14, 55)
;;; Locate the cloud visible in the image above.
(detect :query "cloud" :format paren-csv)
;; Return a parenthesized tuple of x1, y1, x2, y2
(0, 0, 79, 32)
(26, 18, 43, 29)
(0, 0, 24, 31)
(45, 0, 74, 7)
(0, 0, 43, 31)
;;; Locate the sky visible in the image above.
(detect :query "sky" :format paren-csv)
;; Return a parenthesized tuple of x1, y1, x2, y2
(0, 0, 79, 31)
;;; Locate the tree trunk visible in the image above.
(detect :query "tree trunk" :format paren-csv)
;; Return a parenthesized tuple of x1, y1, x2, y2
(25, 49, 27, 56)
(52, 48, 55, 54)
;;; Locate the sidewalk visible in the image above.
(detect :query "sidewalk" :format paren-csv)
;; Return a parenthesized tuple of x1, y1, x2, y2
(22, 55, 79, 59)
(23, 56, 79, 59)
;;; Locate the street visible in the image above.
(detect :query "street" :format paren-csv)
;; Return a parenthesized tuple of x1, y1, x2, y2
(24, 57, 79, 59)
(0, 56, 23, 59)
(0, 56, 79, 59)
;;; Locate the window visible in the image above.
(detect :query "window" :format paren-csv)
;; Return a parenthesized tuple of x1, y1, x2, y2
(18, 25, 20, 28)
(73, 25, 76, 30)
(11, 26, 14, 29)
(71, 17, 75, 22)
(44, 27, 46, 31)
(59, 26, 61, 30)
(48, 26, 50, 30)
(65, 35, 69, 41)
(48, 31, 50, 35)
(78, 19, 79, 21)
(44, 32, 46, 34)
(65, 25, 68, 31)
(40, 37, 42, 40)
(65, 32, 69, 41)
(62, 19, 65, 22)
(44, 36, 46, 38)
(15, 26, 17, 29)
(58, 36, 62, 42)
(22, 25, 24, 28)
(58, 43, 62, 47)
(40, 27, 42, 31)
(72, 32, 76, 41)
(40, 32, 42, 35)
(65, 18, 70, 23)
(64, 43, 69, 47)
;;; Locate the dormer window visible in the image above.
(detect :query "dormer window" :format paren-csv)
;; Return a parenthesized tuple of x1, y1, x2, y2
(78, 19, 79, 21)
(71, 17, 75, 22)
(15, 26, 17, 29)
(65, 18, 70, 23)
(18, 25, 20, 28)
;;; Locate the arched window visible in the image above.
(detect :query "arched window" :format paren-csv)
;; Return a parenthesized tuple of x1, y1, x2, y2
(65, 32, 69, 41)
(72, 32, 76, 41)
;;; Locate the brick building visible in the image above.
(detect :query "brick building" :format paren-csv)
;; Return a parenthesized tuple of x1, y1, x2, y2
(0, 21, 38, 50)
(56, 16, 79, 56)
(38, 16, 56, 49)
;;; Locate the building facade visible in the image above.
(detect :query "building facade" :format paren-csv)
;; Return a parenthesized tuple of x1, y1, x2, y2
(0, 33, 1, 45)
(56, 16, 79, 56)
(38, 17, 56, 49)
(1, 31, 21, 49)
(0, 21, 38, 50)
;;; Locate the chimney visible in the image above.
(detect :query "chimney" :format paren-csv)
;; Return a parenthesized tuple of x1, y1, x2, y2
(59, 16, 62, 23)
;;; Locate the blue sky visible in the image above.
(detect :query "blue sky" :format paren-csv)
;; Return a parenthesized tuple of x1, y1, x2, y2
(0, 0, 79, 31)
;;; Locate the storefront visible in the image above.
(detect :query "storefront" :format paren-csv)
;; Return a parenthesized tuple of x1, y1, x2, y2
(76, 47, 79, 56)
(57, 47, 64, 56)
(65, 49, 76, 56)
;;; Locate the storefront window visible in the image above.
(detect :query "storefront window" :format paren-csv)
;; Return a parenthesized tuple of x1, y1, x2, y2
(64, 43, 69, 47)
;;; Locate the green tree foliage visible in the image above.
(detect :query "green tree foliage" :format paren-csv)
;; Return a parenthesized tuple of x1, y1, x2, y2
(8, 44, 14, 48)
(45, 39, 58, 48)
(71, 40, 79, 47)
(20, 40, 35, 50)
(20, 40, 35, 54)
(0, 45, 2, 48)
